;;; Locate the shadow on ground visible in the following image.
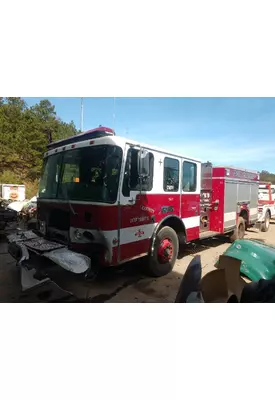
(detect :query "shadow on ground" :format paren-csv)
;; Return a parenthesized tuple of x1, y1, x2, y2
(0, 227, 267, 303)
(0, 232, 229, 303)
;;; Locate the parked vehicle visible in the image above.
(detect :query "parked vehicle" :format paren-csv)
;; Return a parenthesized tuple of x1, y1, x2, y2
(0, 184, 25, 201)
(7, 126, 260, 291)
(257, 182, 275, 232)
(259, 183, 275, 201)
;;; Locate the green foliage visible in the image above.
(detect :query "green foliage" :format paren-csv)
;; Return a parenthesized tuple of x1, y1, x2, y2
(0, 97, 79, 194)
(259, 170, 275, 184)
(0, 170, 22, 184)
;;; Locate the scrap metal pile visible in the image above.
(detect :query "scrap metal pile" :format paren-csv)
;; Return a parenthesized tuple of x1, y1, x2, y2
(0, 198, 17, 232)
(0, 197, 37, 232)
(175, 240, 275, 303)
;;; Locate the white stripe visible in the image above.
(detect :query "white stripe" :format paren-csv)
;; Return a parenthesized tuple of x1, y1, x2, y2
(224, 211, 236, 222)
(70, 216, 200, 248)
(182, 216, 200, 229)
(70, 224, 157, 247)
(118, 223, 157, 245)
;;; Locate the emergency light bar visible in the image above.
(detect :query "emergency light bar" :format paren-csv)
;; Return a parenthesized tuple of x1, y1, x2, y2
(47, 126, 115, 150)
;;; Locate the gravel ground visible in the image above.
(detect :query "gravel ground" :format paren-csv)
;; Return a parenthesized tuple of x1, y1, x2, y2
(0, 222, 275, 302)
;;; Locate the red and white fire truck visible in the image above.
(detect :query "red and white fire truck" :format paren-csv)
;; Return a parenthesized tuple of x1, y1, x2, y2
(8, 127, 260, 285)
(257, 182, 275, 231)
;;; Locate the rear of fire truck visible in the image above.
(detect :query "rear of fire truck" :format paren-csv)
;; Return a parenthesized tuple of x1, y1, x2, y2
(200, 165, 259, 241)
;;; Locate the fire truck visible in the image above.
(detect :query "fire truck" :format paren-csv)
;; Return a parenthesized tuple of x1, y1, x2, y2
(7, 127, 260, 289)
(257, 182, 275, 231)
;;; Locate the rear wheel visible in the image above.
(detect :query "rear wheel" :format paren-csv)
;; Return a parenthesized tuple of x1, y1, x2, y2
(229, 217, 245, 242)
(261, 211, 270, 232)
(145, 226, 179, 277)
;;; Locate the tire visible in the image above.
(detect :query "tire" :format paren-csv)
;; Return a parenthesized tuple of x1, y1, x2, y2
(229, 217, 245, 242)
(239, 213, 248, 230)
(145, 226, 179, 277)
(261, 211, 270, 232)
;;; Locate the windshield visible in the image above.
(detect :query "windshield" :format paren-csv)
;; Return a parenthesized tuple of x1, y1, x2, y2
(39, 145, 123, 203)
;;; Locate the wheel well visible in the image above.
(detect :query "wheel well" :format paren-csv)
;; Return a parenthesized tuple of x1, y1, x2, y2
(150, 216, 186, 256)
(158, 216, 186, 237)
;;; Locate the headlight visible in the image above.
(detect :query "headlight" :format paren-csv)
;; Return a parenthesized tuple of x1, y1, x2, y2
(74, 229, 83, 240)
(39, 220, 46, 235)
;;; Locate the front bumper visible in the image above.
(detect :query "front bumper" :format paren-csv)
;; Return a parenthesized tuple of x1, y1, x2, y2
(7, 230, 91, 293)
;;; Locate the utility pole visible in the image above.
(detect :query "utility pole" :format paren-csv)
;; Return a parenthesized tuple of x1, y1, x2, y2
(80, 97, 84, 132)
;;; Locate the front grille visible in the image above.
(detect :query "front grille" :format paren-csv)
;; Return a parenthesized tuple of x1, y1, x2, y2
(47, 227, 69, 245)
(45, 208, 71, 245)
(48, 209, 70, 230)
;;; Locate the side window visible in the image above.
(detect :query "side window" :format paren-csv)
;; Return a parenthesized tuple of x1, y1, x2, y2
(183, 161, 197, 192)
(122, 148, 154, 196)
(163, 157, 179, 192)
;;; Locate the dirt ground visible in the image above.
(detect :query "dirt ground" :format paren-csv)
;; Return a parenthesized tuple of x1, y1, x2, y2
(1, 222, 275, 302)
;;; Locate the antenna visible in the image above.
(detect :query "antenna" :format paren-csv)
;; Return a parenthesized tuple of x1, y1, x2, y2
(113, 97, 116, 133)
(80, 97, 84, 132)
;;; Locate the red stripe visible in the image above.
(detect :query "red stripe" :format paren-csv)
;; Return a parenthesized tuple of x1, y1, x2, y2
(112, 239, 150, 265)
(186, 226, 200, 242)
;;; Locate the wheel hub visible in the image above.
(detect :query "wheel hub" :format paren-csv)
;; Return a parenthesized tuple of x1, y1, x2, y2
(158, 238, 173, 263)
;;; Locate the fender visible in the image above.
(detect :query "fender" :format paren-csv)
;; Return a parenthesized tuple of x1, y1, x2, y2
(150, 215, 186, 256)
(258, 206, 271, 222)
(222, 239, 275, 281)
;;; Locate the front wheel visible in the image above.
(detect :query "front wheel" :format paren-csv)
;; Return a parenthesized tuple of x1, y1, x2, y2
(145, 226, 179, 277)
(261, 211, 270, 232)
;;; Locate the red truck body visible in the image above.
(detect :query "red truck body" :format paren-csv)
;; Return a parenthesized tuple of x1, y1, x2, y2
(34, 127, 259, 276)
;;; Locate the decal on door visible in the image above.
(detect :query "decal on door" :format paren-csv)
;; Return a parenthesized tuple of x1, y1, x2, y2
(140, 205, 155, 213)
(161, 206, 174, 214)
(130, 216, 150, 224)
(135, 229, 145, 238)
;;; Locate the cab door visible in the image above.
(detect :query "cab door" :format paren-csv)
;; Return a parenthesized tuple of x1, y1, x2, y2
(181, 160, 201, 241)
(117, 143, 154, 263)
